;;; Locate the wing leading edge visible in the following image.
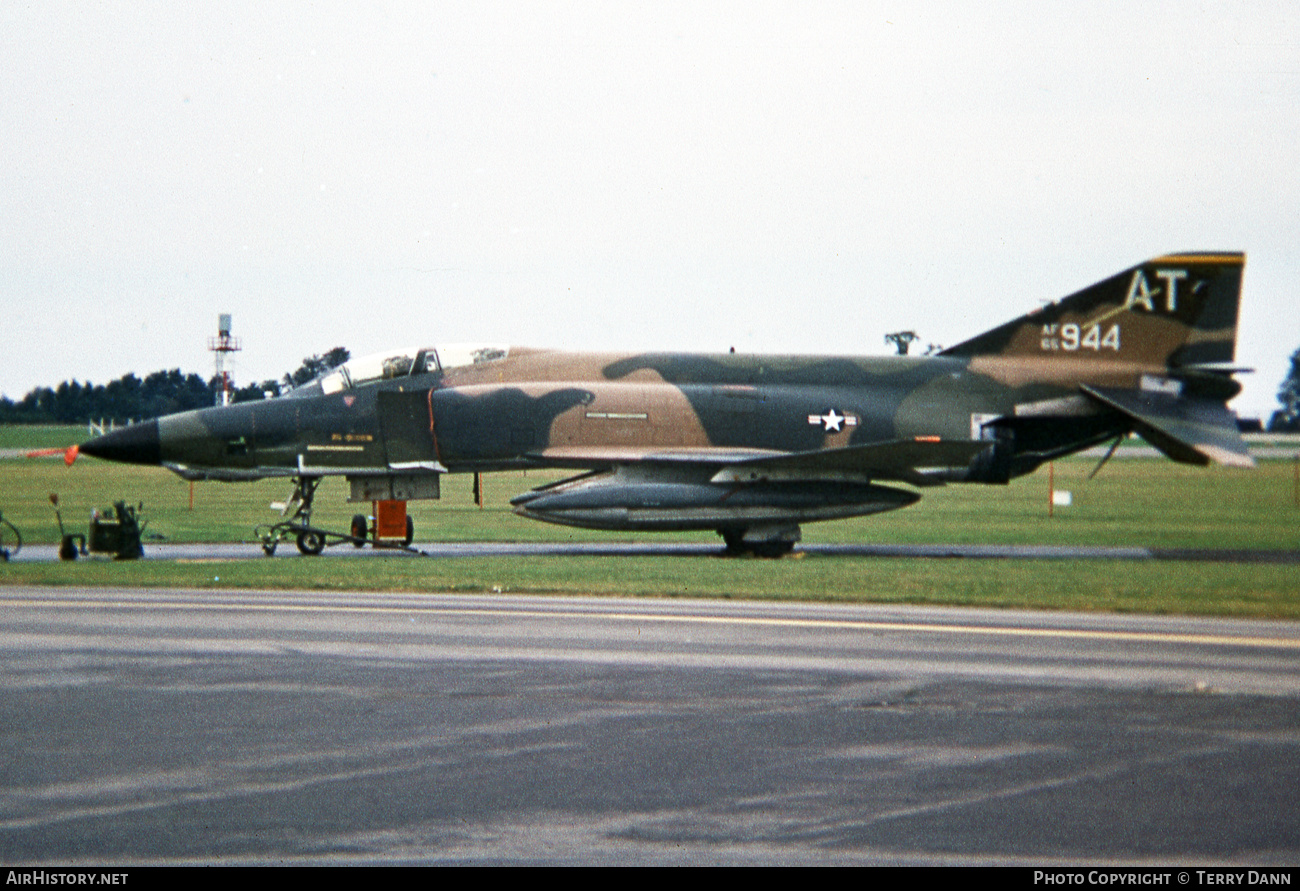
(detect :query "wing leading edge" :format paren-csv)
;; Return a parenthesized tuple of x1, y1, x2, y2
(531, 439, 993, 486)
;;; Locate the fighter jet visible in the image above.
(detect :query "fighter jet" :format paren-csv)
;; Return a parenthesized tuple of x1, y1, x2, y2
(79, 252, 1252, 556)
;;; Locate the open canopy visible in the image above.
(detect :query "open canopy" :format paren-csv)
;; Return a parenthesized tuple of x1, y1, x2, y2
(317, 344, 510, 394)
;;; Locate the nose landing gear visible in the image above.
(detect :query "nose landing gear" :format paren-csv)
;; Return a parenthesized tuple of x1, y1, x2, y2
(255, 476, 416, 556)
(255, 476, 324, 555)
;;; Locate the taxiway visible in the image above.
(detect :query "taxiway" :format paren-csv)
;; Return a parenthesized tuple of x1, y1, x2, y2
(1, 587, 1298, 864)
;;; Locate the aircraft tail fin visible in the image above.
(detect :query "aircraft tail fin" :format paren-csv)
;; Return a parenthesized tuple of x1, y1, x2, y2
(939, 252, 1245, 369)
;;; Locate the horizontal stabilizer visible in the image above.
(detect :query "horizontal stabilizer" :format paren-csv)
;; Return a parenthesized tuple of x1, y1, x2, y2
(1080, 385, 1254, 468)
(710, 439, 993, 487)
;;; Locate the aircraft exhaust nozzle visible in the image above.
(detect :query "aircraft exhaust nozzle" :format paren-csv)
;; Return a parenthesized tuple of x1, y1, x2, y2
(79, 420, 162, 467)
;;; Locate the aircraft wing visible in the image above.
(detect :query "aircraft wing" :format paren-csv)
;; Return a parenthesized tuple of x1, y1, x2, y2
(530, 446, 788, 467)
(532, 439, 991, 487)
(708, 439, 992, 487)
(1079, 384, 1254, 468)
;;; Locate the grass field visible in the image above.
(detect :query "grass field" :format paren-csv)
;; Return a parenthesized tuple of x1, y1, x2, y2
(2, 425, 1298, 616)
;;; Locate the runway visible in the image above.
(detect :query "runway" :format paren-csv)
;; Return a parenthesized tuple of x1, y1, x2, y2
(10, 540, 1300, 563)
(1, 586, 1298, 864)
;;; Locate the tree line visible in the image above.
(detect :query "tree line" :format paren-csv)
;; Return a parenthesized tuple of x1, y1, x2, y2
(1270, 348, 1300, 433)
(0, 348, 349, 425)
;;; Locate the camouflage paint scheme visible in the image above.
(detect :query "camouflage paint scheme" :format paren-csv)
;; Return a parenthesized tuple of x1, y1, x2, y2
(81, 253, 1251, 555)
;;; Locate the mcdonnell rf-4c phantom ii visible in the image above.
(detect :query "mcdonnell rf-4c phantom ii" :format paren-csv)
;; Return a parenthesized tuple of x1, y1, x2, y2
(78, 252, 1253, 556)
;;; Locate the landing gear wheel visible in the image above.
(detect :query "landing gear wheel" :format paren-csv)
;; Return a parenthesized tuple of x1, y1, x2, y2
(59, 535, 79, 561)
(296, 530, 325, 556)
(720, 529, 746, 556)
(404, 515, 415, 547)
(751, 540, 795, 559)
(717, 527, 797, 558)
(351, 514, 369, 547)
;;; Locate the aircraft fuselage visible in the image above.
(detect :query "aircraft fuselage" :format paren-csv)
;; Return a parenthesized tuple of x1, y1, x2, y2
(119, 349, 1138, 484)
(77, 253, 1252, 553)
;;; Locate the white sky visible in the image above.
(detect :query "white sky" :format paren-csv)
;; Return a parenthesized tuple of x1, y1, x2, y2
(2, 2, 1297, 419)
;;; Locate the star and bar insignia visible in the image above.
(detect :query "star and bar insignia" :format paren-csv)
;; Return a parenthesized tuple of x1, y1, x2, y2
(807, 409, 859, 432)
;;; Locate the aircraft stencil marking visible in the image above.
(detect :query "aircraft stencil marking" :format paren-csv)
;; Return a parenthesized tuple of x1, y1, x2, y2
(1124, 268, 1189, 313)
(1040, 323, 1121, 352)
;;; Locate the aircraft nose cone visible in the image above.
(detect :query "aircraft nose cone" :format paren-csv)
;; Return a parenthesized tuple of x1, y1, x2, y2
(79, 420, 162, 466)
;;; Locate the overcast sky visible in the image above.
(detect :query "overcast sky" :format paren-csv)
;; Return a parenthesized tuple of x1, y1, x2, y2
(2, 2, 1297, 419)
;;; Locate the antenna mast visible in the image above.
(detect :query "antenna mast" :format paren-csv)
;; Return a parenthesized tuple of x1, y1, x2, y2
(208, 314, 242, 406)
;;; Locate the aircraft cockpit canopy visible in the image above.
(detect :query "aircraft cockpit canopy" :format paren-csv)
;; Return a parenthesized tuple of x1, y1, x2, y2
(318, 344, 509, 394)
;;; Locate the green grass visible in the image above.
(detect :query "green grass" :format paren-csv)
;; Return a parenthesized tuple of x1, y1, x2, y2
(3, 552, 1296, 618)
(0, 424, 85, 450)
(3, 426, 1299, 616)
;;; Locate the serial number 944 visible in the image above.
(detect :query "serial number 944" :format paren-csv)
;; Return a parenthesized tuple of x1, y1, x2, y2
(1040, 323, 1120, 352)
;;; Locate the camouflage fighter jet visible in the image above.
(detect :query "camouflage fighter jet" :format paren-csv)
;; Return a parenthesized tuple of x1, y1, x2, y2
(78, 252, 1252, 556)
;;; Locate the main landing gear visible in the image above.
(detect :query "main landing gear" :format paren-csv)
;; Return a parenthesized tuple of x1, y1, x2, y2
(255, 476, 415, 556)
(718, 524, 799, 559)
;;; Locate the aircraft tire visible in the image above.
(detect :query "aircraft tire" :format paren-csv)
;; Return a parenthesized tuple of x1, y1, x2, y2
(751, 540, 795, 559)
(296, 530, 325, 556)
(404, 515, 414, 547)
(718, 528, 794, 558)
(350, 514, 368, 547)
(59, 535, 79, 561)
(720, 529, 746, 556)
